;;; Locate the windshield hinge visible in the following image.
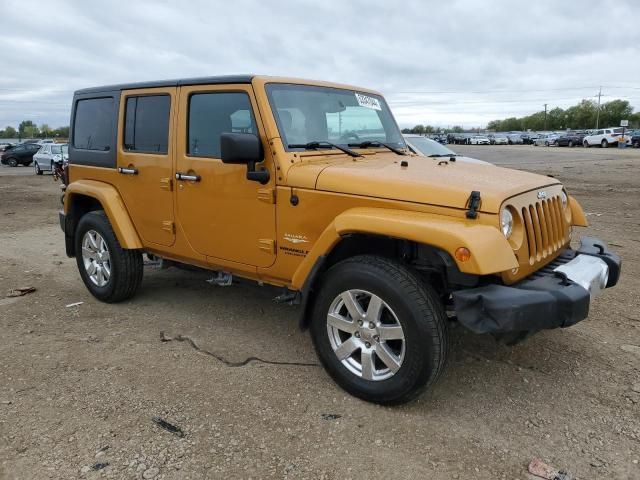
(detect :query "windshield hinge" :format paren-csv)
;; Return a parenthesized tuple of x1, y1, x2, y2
(465, 191, 481, 219)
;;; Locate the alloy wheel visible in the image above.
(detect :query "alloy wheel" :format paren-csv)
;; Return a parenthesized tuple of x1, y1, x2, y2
(326, 289, 405, 381)
(81, 230, 111, 287)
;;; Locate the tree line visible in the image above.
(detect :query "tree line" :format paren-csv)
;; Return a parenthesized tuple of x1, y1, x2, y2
(401, 98, 639, 134)
(0, 120, 69, 139)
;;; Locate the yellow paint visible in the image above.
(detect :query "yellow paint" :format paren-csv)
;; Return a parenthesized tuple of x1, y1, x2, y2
(65, 179, 143, 249)
(66, 76, 584, 290)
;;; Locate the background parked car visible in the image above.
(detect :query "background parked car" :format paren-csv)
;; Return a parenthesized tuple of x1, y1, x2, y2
(583, 127, 631, 148)
(33, 143, 68, 175)
(469, 135, 490, 145)
(403, 135, 491, 165)
(490, 134, 508, 145)
(0, 142, 14, 152)
(0, 142, 40, 167)
(534, 133, 559, 146)
(521, 133, 538, 144)
(506, 133, 524, 145)
(631, 130, 640, 148)
(556, 131, 585, 147)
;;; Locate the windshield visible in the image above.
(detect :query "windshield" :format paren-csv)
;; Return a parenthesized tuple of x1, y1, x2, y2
(405, 136, 456, 156)
(266, 84, 405, 150)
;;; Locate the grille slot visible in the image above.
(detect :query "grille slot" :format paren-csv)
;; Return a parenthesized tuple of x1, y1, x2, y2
(521, 195, 567, 264)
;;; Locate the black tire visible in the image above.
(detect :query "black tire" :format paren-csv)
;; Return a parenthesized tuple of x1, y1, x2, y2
(34, 162, 43, 175)
(584, 141, 590, 148)
(634, 141, 640, 148)
(310, 255, 449, 405)
(568, 140, 574, 147)
(7, 157, 18, 167)
(601, 139, 608, 148)
(74, 210, 143, 303)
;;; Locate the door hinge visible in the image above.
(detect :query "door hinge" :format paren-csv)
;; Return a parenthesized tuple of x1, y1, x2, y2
(160, 177, 173, 191)
(161, 221, 175, 233)
(257, 187, 276, 204)
(258, 238, 275, 254)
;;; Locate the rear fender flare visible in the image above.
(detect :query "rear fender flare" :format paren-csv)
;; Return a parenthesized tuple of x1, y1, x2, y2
(65, 180, 143, 249)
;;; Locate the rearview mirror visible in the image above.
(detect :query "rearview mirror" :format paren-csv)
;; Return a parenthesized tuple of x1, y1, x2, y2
(220, 132, 269, 184)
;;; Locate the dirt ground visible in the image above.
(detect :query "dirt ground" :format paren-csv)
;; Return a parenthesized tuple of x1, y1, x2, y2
(0, 145, 638, 480)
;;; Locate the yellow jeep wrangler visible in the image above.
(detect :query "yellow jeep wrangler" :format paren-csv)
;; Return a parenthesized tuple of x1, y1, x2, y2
(60, 75, 621, 404)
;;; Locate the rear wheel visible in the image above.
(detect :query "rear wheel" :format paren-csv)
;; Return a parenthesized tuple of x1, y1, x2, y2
(34, 162, 43, 175)
(601, 139, 608, 148)
(568, 140, 574, 147)
(584, 140, 590, 148)
(7, 157, 17, 167)
(74, 211, 143, 303)
(310, 255, 449, 405)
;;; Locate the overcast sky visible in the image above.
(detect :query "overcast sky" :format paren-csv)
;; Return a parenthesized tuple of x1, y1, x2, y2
(1, 0, 638, 130)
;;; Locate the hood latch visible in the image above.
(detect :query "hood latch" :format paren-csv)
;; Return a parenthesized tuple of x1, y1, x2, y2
(465, 191, 481, 219)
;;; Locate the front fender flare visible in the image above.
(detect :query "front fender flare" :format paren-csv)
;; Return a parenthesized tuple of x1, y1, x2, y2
(569, 195, 588, 227)
(290, 207, 518, 290)
(65, 180, 143, 249)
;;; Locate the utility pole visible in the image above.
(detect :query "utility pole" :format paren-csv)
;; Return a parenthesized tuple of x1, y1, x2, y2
(543, 104, 548, 131)
(595, 86, 602, 129)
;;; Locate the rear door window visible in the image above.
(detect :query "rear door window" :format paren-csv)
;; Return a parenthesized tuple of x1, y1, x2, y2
(123, 95, 171, 154)
(73, 97, 114, 151)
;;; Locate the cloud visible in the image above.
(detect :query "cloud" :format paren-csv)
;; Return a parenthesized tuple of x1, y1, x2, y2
(1, 0, 638, 129)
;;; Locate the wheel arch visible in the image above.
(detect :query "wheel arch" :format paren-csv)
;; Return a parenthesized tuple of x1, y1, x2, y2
(293, 207, 518, 330)
(64, 180, 142, 256)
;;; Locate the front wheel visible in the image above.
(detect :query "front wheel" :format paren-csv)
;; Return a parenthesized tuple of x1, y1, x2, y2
(310, 255, 449, 405)
(34, 162, 43, 175)
(7, 158, 18, 167)
(74, 211, 143, 303)
(568, 140, 574, 147)
(601, 139, 608, 148)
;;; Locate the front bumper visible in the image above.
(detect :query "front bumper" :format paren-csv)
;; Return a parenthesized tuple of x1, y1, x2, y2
(452, 237, 621, 334)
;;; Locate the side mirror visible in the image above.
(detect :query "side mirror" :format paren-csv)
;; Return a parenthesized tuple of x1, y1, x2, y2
(220, 133, 269, 184)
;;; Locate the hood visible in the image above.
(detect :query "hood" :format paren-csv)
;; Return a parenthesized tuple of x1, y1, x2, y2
(293, 153, 560, 213)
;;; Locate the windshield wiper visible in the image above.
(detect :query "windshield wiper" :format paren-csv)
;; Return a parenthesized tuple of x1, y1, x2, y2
(348, 141, 407, 156)
(428, 153, 459, 158)
(288, 141, 362, 158)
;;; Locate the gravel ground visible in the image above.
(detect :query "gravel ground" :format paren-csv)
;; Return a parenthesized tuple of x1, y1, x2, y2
(0, 145, 638, 479)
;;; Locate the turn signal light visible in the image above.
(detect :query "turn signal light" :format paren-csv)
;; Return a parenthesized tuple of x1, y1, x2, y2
(455, 247, 471, 262)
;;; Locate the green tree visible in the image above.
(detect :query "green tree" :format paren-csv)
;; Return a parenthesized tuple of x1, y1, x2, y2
(500, 117, 522, 131)
(18, 120, 39, 139)
(0, 126, 17, 138)
(40, 124, 51, 138)
(598, 99, 633, 129)
(52, 126, 69, 138)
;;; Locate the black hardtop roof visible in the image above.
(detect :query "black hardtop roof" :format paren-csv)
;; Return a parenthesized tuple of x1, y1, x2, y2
(74, 75, 255, 95)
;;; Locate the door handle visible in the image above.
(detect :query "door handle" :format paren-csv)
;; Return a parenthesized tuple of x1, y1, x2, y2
(118, 167, 138, 175)
(176, 172, 201, 182)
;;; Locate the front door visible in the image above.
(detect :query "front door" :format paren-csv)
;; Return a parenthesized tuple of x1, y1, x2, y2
(116, 88, 176, 246)
(175, 84, 276, 268)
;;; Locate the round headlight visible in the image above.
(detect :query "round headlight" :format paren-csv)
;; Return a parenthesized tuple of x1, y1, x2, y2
(561, 190, 568, 209)
(501, 208, 513, 238)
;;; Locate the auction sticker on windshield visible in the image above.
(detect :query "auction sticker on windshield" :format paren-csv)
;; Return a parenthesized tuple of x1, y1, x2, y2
(355, 93, 382, 110)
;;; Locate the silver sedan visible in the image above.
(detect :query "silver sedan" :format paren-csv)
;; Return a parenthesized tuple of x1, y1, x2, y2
(33, 144, 68, 175)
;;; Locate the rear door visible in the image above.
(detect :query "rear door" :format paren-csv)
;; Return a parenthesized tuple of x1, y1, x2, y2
(174, 84, 276, 268)
(116, 88, 176, 246)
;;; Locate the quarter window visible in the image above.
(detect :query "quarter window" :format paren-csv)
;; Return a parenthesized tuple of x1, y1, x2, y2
(124, 95, 171, 154)
(188, 92, 256, 158)
(73, 97, 114, 151)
